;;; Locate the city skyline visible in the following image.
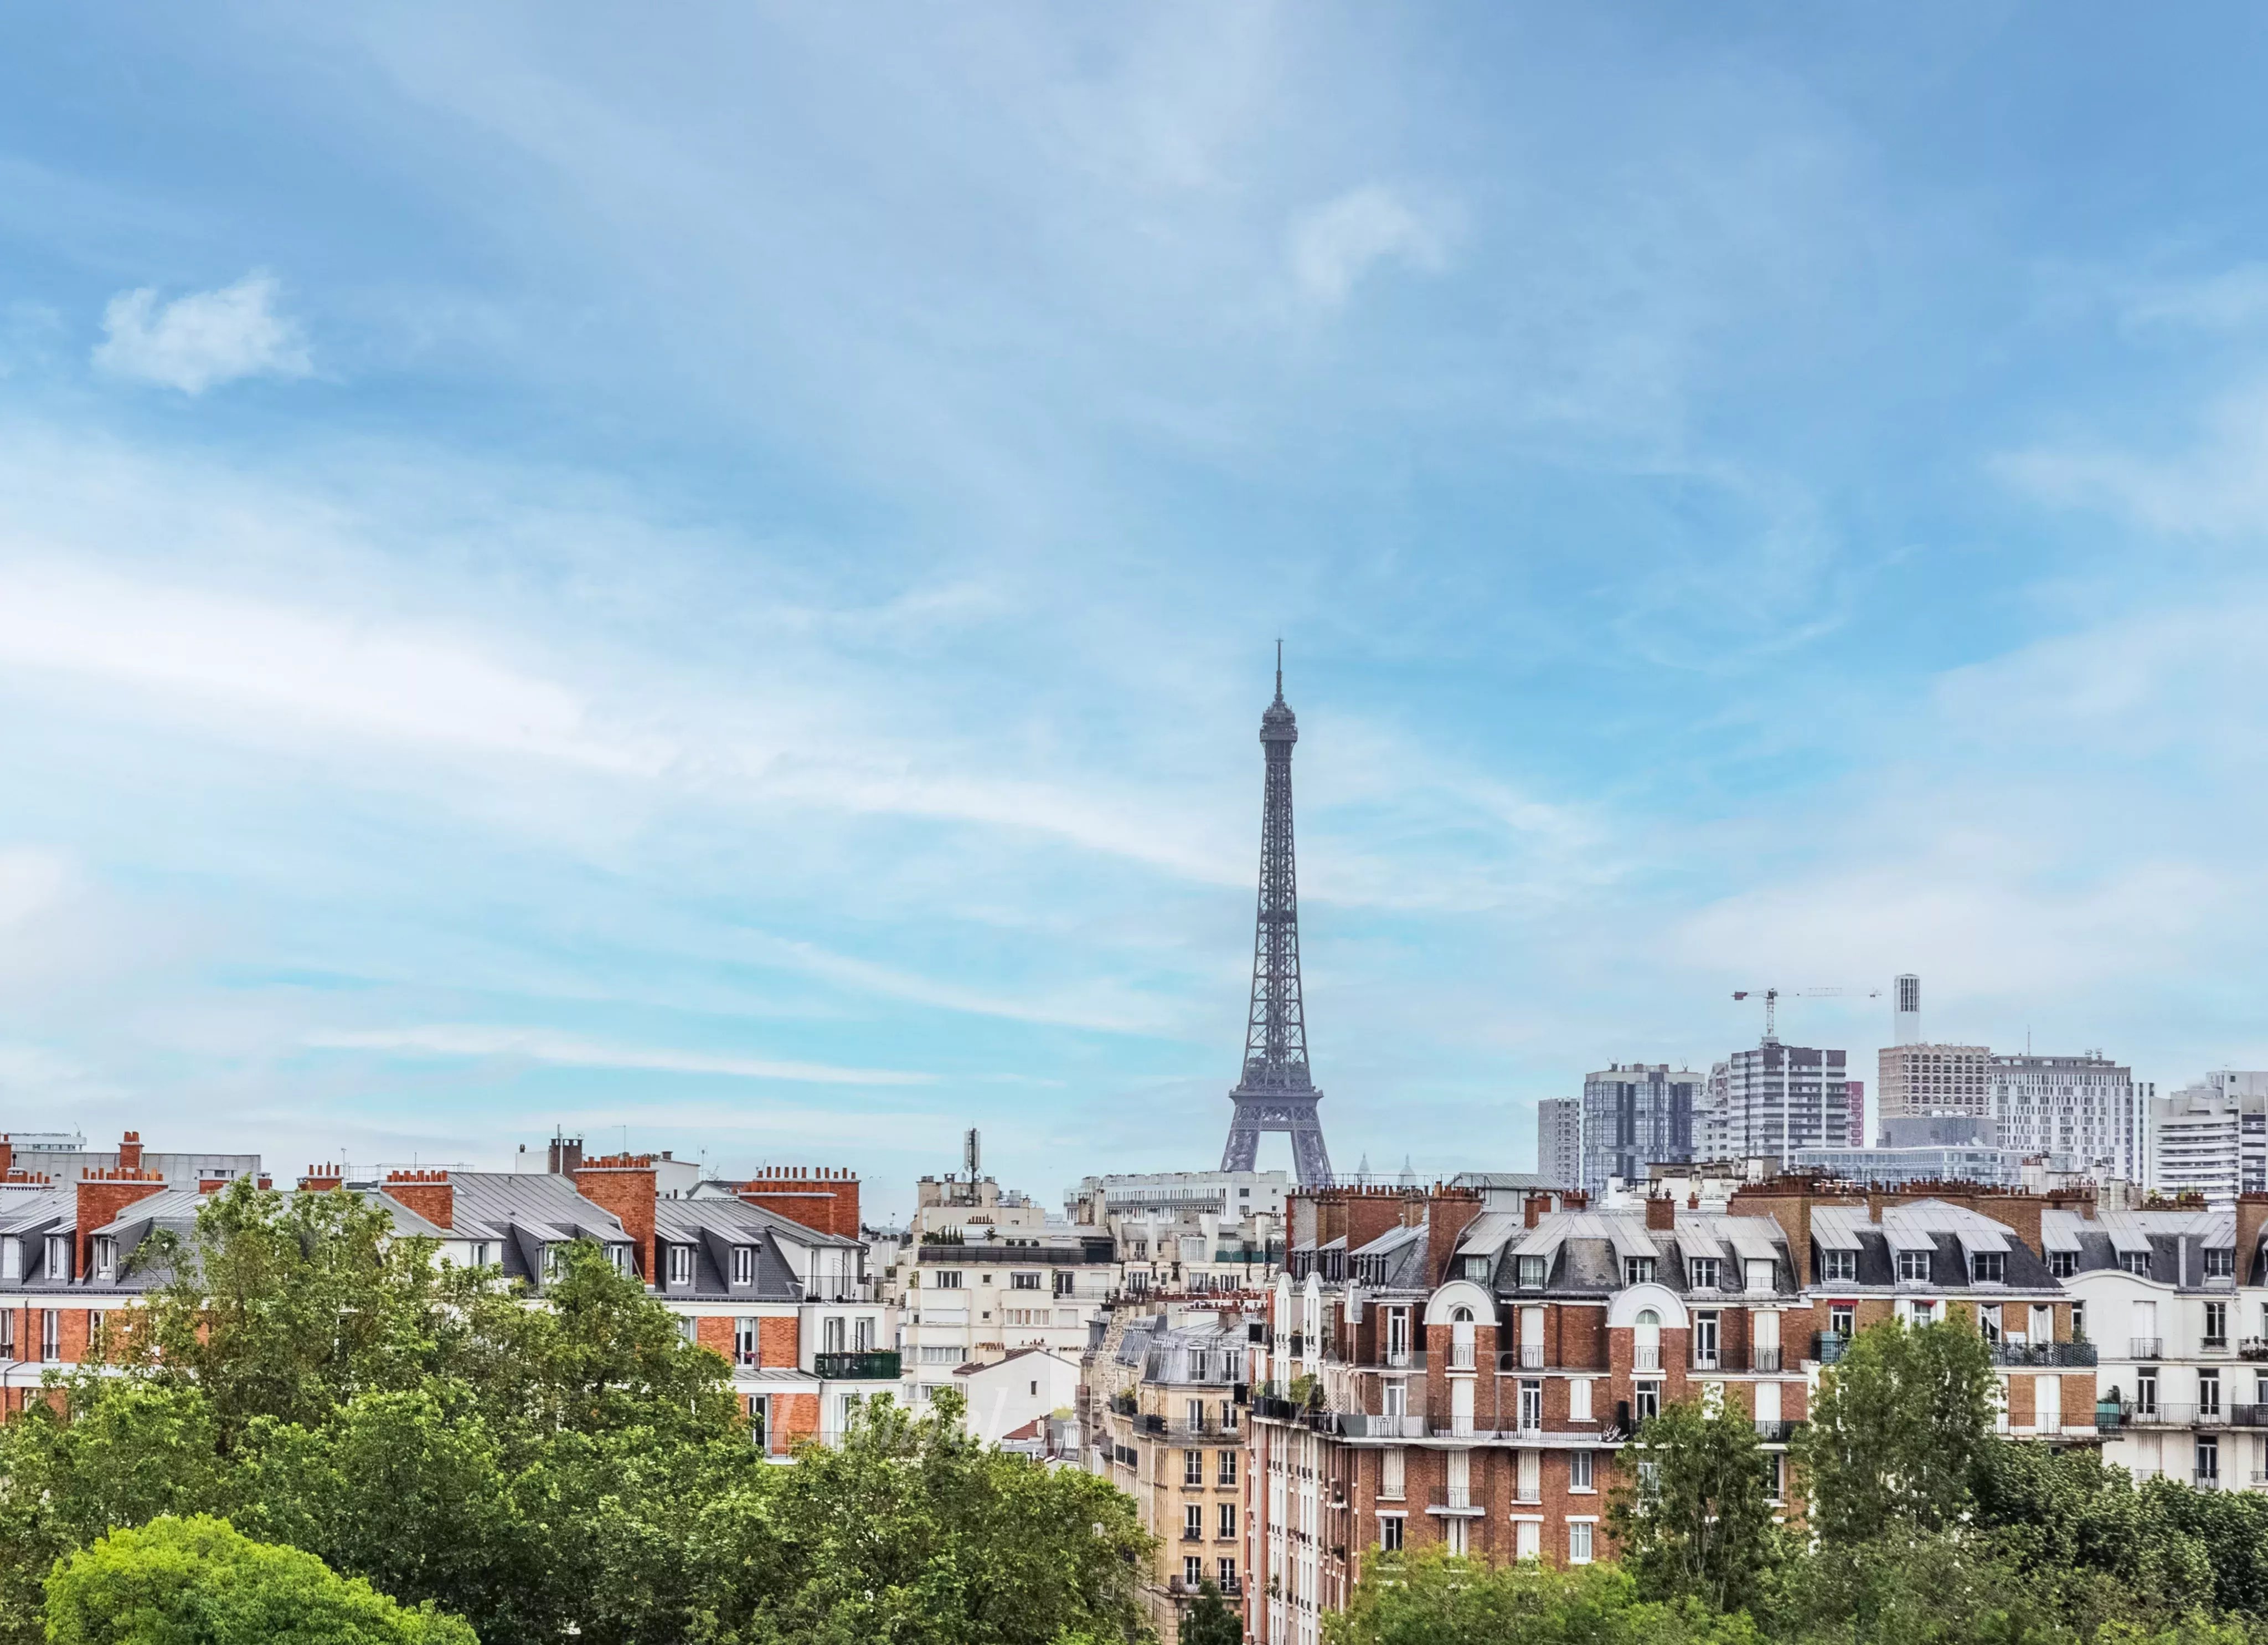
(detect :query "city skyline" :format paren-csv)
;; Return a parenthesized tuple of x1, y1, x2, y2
(8, 9, 2268, 1205)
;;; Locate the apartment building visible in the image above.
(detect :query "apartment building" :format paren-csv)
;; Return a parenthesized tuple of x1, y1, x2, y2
(1878, 1043, 1994, 1130)
(1578, 1065, 1702, 1199)
(1537, 1101, 1582, 1191)
(0, 1133, 901, 1456)
(2150, 1075, 2268, 1201)
(1991, 1054, 2149, 1184)
(1241, 1176, 2105, 1645)
(1087, 1302, 1258, 1641)
(1702, 1045, 1852, 1164)
(1066, 1169, 1290, 1293)
(2060, 1198, 2268, 1490)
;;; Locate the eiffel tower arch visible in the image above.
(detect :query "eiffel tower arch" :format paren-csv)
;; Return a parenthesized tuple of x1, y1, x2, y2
(1219, 648, 1334, 1188)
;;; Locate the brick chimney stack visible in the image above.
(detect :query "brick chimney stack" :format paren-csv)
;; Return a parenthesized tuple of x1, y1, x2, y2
(2238, 1192, 2268, 1287)
(1645, 1192, 1676, 1232)
(76, 1162, 167, 1276)
(1524, 1194, 1551, 1230)
(380, 1169, 453, 1230)
(117, 1130, 143, 1172)
(574, 1153, 658, 1282)
(298, 1164, 346, 1194)
(736, 1166, 862, 1239)
(0, 1135, 12, 1178)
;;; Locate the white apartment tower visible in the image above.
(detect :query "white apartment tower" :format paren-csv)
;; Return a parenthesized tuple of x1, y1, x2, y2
(1704, 1042, 1852, 1163)
(1989, 1053, 2148, 1184)
(2149, 1072, 2268, 1201)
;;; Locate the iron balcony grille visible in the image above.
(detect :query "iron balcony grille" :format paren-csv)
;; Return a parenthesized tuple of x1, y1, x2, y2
(813, 1350, 902, 1380)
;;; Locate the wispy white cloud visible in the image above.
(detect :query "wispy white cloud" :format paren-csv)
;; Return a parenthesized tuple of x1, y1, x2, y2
(304, 1024, 934, 1086)
(1287, 184, 1456, 307)
(2125, 264, 2268, 331)
(1994, 379, 2268, 537)
(93, 271, 312, 394)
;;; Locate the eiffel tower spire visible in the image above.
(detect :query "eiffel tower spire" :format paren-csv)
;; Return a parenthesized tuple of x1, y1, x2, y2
(1220, 648, 1334, 1186)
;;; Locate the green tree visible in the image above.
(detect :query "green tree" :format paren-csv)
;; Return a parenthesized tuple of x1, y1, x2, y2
(43, 1514, 476, 1645)
(1794, 1318, 1997, 1544)
(1181, 1580, 1244, 1645)
(1610, 1401, 1782, 1614)
(687, 1387, 1152, 1645)
(1325, 1549, 1757, 1645)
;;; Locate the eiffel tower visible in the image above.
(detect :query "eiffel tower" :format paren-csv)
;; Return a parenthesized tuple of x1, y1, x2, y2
(1219, 647, 1334, 1187)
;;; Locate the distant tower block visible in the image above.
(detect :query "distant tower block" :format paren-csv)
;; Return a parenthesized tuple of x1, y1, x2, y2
(1219, 648, 1334, 1188)
(1894, 974, 1921, 1046)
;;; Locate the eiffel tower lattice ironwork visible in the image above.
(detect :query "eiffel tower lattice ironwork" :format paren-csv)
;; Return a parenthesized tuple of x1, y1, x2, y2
(1219, 647, 1334, 1187)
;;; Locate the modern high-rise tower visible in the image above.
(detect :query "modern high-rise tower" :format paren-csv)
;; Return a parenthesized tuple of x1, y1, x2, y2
(1893, 974, 1921, 1046)
(1219, 652, 1334, 1188)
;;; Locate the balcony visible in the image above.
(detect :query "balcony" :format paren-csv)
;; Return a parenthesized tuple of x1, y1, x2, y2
(1448, 1343, 1477, 1371)
(2240, 1339, 2268, 1363)
(2196, 1473, 2224, 1492)
(2131, 1338, 2164, 1361)
(2204, 1336, 2231, 1357)
(1813, 1333, 1850, 1365)
(1110, 1391, 1138, 1417)
(813, 1350, 902, 1380)
(2233, 1405, 2268, 1428)
(1991, 1341, 2099, 1368)
(1691, 1351, 1721, 1372)
(1633, 1346, 1662, 1372)
(1509, 1345, 1545, 1370)
(1382, 1347, 1421, 1370)
(1754, 1420, 1805, 1443)
(1750, 1348, 1782, 1372)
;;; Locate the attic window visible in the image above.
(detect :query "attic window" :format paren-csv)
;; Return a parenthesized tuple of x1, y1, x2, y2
(668, 1245, 694, 1287)
(1461, 1255, 1491, 1281)
(93, 1237, 117, 1279)
(1688, 1257, 1721, 1291)
(1821, 1249, 1856, 1282)
(44, 1235, 68, 1281)
(1623, 1256, 1655, 1287)
(2122, 1252, 2151, 1277)
(1896, 1250, 1930, 1283)
(733, 1246, 756, 1286)
(1969, 1251, 2006, 1286)
(2206, 1247, 2235, 1279)
(1517, 1256, 1547, 1289)
(2049, 1251, 2076, 1279)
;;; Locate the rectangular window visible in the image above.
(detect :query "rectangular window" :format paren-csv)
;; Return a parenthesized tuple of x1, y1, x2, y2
(1380, 1448, 1405, 1500)
(2200, 1371, 2222, 1419)
(1184, 1504, 1203, 1541)
(1570, 1378, 1592, 1422)
(1219, 1451, 1237, 1485)
(1623, 1256, 1655, 1286)
(44, 1236, 68, 1281)
(1380, 1515, 1403, 1553)
(1745, 1258, 1776, 1293)
(1184, 1554, 1204, 1585)
(0, 1237, 16, 1281)
(93, 1237, 117, 1279)
(1570, 1450, 1594, 1492)
(1693, 1312, 1720, 1368)
(1689, 1257, 1721, 1291)
(40, 1310, 59, 1362)
(1822, 1250, 1855, 1282)
(932, 1271, 965, 1289)
(1568, 1521, 1594, 1565)
(1635, 1381, 1661, 1421)
(1517, 1255, 1548, 1288)
(1970, 1251, 2005, 1284)
(1829, 1302, 1855, 1336)
(2205, 1303, 2229, 1346)
(733, 1246, 755, 1286)
(1519, 1380, 1543, 1432)
(1218, 1502, 1236, 1538)
(1012, 1271, 1042, 1289)
(1896, 1250, 1930, 1283)
(2050, 1251, 2076, 1278)
(2207, 1247, 2236, 1278)
(2123, 1252, 2151, 1277)
(668, 1245, 694, 1287)
(1218, 1557, 1237, 1587)
(1184, 1449, 1203, 1485)
(734, 1318, 759, 1364)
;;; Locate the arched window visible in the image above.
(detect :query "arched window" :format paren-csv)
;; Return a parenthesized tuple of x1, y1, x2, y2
(1451, 1305, 1475, 1323)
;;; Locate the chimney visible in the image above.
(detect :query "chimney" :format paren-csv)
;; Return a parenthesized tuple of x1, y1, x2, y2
(382, 1169, 453, 1230)
(1524, 1193, 1551, 1230)
(574, 1153, 659, 1282)
(75, 1164, 167, 1277)
(199, 1177, 228, 1194)
(298, 1164, 346, 1194)
(737, 1165, 862, 1240)
(1645, 1192, 1675, 1232)
(548, 1135, 585, 1176)
(117, 1130, 143, 1172)
(0, 1135, 11, 1178)
(1424, 1187, 1485, 1286)
(2239, 1193, 2268, 1287)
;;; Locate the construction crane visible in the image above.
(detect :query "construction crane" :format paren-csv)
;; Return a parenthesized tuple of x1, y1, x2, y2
(1731, 986, 1880, 1044)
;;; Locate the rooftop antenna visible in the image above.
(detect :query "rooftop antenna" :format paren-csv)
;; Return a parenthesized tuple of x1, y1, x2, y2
(963, 1127, 981, 1179)
(1275, 638, 1284, 701)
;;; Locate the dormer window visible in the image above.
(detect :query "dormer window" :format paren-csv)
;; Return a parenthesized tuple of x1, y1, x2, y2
(2206, 1247, 2235, 1279)
(2049, 1251, 2076, 1278)
(1688, 1257, 1721, 1291)
(733, 1246, 756, 1286)
(1517, 1256, 1548, 1289)
(93, 1237, 118, 1280)
(1896, 1250, 1930, 1284)
(1462, 1255, 1492, 1281)
(1969, 1251, 2006, 1286)
(667, 1245, 694, 1287)
(544, 1245, 569, 1281)
(1821, 1248, 1856, 1283)
(1623, 1256, 1655, 1287)
(2122, 1252, 2151, 1277)
(45, 1235, 68, 1281)
(0, 1237, 19, 1282)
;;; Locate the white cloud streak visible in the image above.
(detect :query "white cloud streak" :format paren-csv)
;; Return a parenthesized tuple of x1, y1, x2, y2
(1288, 184, 1455, 307)
(93, 271, 312, 394)
(305, 1024, 934, 1086)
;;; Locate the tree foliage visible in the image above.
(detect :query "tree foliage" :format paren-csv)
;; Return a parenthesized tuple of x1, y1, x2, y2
(1180, 1580, 1245, 1645)
(1795, 1318, 1998, 1544)
(0, 1179, 1149, 1645)
(1610, 1400, 1784, 1614)
(1327, 1550, 1760, 1645)
(43, 1514, 477, 1645)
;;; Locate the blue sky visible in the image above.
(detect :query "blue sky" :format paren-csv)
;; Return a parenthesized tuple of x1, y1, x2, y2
(5, 6, 2268, 1218)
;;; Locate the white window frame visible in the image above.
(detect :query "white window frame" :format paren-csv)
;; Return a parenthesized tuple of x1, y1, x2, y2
(733, 1246, 756, 1286)
(1821, 1248, 1856, 1283)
